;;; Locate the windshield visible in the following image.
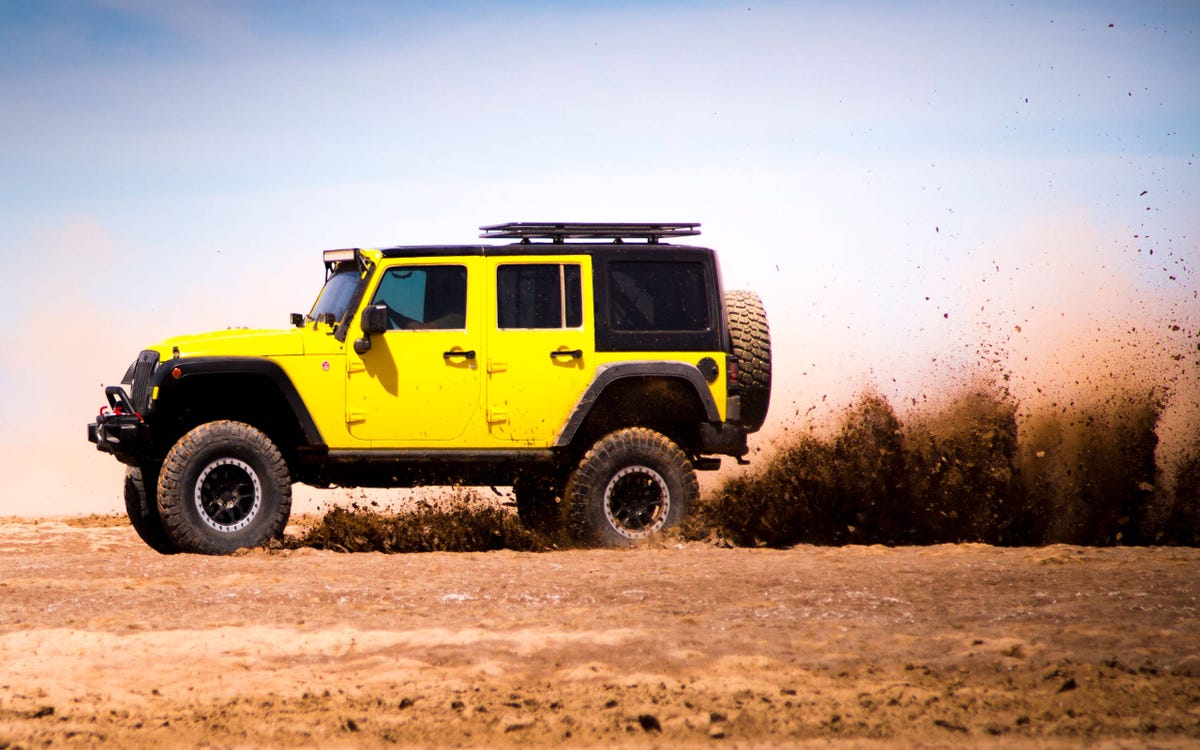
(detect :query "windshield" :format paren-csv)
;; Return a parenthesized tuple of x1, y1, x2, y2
(308, 264, 361, 322)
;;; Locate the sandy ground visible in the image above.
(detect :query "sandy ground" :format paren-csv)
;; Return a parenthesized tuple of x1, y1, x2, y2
(1, 517, 1197, 749)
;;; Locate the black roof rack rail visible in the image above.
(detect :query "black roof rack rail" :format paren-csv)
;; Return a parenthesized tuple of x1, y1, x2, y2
(480, 222, 701, 244)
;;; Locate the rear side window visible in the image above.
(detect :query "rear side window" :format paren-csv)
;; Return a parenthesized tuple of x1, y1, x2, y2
(608, 261, 710, 331)
(497, 264, 583, 329)
(371, 265, 467, 330)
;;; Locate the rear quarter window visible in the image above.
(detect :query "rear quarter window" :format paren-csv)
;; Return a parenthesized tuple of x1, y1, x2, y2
(594, 252, 723, 353)
(608, 261, 711, 331)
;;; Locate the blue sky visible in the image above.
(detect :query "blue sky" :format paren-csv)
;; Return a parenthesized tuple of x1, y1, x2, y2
(0, 1, 1196, 514)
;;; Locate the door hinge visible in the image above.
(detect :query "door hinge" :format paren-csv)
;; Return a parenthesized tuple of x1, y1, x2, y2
(347, 409, 367, 423)
(486, 409, 508, 423)
(487, 360, 508, 374)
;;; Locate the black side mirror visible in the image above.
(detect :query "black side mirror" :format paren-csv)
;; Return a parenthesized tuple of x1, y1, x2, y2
(361, 304, 388, 334)
(354, 304, 388, 354)
(290, 313, 304, 327)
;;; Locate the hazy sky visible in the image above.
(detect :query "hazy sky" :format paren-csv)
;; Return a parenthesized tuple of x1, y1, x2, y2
(1, 1, 1196, 515)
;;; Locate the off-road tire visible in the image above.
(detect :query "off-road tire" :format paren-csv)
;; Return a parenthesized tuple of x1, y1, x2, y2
(564, 428, 697, 547)
(124, 466, 178, 555)
(725, 289, 772, 432)
(157, 421, 292, 555)
(513, 474, 563, 536)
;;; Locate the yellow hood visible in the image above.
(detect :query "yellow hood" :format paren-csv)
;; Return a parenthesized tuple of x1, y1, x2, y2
(153, 328, 306, 359)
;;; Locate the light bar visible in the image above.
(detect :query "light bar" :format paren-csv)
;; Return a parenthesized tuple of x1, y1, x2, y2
(323, 248, 357, 263)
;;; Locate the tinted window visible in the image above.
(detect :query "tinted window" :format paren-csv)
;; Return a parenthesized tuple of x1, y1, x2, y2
(608, 261, 709, 331)
(497, 264, 583, 329)
(371, 265, 466, 330)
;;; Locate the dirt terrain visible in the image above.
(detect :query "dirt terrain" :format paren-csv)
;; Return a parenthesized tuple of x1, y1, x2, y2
(1, 517, 1198, 749)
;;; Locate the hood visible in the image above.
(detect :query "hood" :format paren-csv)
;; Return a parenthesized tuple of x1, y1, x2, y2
(153, 328, 306, 359)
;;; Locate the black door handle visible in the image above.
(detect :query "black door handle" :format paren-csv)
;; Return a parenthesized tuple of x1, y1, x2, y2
(443, 349, 476, 360)
(549, 349, 583, 360)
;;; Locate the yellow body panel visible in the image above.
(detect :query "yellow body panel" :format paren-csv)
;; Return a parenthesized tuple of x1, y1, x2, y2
(483, 255, 595, 445)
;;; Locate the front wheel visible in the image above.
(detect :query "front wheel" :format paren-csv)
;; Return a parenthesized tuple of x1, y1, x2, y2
(156, 421, 292, 555)
(564, 428, 698, 547)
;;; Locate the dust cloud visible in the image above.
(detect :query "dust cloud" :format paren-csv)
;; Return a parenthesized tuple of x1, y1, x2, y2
(291, 493, 549, 553)
(689, 384, 1197, 548)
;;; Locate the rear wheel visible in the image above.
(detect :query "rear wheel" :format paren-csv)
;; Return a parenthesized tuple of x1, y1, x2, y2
(564, 428, 697, 547)
(157, 421, 292, 555)
(725, 290, 772, 432)
(124, 466, 178, 554)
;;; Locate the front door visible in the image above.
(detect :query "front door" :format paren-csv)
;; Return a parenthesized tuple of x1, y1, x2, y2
(484, 257, 594, 445)
(346, 260, 482, 443)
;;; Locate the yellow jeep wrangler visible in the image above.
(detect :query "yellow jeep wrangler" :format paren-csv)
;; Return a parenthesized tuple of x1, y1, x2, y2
(89, 222, 771, 554)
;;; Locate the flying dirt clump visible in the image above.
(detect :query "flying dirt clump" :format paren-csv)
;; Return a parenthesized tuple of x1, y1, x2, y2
(1171, 449, 1200, 545)
(689, 385, 1198, 548)
(685, 391, 909, 547)
(1018, 391, 1163, 545)
(289, 494, 551, 553)
(904, 389, 1023, 544)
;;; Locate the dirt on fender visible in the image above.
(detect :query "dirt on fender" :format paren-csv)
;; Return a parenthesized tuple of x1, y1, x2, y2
(1, 517, 1198, 748)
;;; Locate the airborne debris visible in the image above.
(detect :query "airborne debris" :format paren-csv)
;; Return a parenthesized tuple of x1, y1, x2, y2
(290, 494, 551, 553)
(687, 386, 1195, 548)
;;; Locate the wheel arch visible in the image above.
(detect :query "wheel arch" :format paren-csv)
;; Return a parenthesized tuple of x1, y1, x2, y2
(555, 363, 718, 456)
(147, 357, 323, 464)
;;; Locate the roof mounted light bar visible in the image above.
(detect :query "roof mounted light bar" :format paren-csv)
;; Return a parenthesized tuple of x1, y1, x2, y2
(322, 248, 358, 264)
(480, 222, 701, 244)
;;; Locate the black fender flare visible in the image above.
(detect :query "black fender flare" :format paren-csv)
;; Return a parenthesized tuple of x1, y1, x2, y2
(147, 356, 325, 447)
(554, 361, 720, 448)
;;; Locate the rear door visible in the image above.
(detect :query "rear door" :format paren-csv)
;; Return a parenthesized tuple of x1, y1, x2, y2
(484, 255, 594, 445)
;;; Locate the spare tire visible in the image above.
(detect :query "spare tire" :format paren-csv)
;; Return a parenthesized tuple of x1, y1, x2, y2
(725, 290, 772, 432)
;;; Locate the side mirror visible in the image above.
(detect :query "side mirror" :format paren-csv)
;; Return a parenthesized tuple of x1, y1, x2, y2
(354, 304, 388, 354)
(290, 313, 305, 327)
(361, 304, 388, 334)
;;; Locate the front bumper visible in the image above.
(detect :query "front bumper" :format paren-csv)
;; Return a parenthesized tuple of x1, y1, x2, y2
(88, 386, 149, 466)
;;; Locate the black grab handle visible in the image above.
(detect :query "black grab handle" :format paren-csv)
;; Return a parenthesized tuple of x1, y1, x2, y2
(549, 349, 583, 360)
(442, 350, 476, 360)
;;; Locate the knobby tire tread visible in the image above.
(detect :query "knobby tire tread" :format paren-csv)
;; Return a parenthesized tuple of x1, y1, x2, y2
(124, 466, 178, 554)
(565, 427, 698, 546)
(157, 420, 291, 555)
(725, 290, 772, 432)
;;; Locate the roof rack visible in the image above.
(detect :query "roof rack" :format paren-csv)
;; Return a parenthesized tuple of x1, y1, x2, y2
(480, 222, 701, 244)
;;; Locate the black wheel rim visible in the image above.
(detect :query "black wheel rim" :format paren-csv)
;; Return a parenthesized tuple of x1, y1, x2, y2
(603, 465, 669, 539)
(194, 457, 262, 533)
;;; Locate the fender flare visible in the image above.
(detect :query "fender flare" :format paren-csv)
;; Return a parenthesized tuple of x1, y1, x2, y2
(148, 356, 325, 447)
(554, 361, 720, 448)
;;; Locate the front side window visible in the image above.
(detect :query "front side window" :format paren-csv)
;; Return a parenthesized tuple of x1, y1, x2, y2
(497, 263, 583, 329)
(371, 265, 467, 330)
(608, 261, 710, 331)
